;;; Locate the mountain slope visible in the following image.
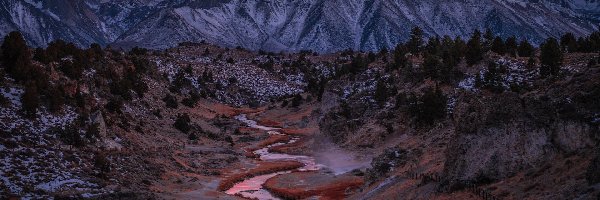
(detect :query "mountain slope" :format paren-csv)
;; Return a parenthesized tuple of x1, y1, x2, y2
(0, 0, 599, 52)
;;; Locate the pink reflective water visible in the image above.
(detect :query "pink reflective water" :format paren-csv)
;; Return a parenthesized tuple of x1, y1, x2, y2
(225, 115, 321, 200)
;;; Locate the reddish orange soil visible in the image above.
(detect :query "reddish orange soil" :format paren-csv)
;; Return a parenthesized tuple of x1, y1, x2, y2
(257, 119, 284, 128)
(279, 127, 318, 136)
(263, 171, 364, 199)
(243, 135, 291, 158)
(237, 127, 262, 135)
(269, 137, 308, 154)
(217, 161, 304, 191)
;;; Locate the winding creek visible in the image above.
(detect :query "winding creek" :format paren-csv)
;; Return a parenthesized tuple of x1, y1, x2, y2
(225, 114, 325, 200)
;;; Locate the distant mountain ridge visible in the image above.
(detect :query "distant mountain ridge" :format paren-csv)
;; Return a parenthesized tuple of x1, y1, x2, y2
(1, 0, 599, 52)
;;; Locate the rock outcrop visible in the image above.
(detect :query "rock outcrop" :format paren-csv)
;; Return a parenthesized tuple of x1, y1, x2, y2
(443, 92, 597, 186)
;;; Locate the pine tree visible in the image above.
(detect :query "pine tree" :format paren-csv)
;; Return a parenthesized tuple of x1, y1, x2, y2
(453, 36, 467, 58)
(505, 36, 518, 57)
(374, 78, 388, 106)
(466, 29, 484, 66)
(1, 31, 33, 82)
(490, 36, 506, 55)
(409, 87, 447, 126)
(560, 32, 578, 53)
(407, 27, 424, 54)
(379, 47, 389, 62)
(483, 28, 495, 51)
(423, 54, 442, 80)
(441, 49, 457, 82)
(33, 47, 49, 64)
(590, 31, 600, 52)
(483, 62, 504, 93)
(540, 38, 563, 77)
(577, 37, 592, 53)
(393, 44, 408, 69)
(527, 56, 537, 68)
(518, 40, 535, 57)
(21, 81, 39, 118)
(425, 36, 441, 56)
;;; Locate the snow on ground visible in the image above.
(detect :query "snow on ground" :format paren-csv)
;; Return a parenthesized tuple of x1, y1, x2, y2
(0, 145, 104, 198)
(458, 76, 476, 91)
(0, 87, 78, 134)
(0, 86, 105, 198)
(151, 52, 304, 106)
(458, 57, 537, 92)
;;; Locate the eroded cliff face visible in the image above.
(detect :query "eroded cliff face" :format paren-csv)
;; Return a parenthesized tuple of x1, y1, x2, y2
(444, 92, 597, 186)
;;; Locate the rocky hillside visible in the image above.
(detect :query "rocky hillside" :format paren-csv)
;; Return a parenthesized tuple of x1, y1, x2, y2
(1, 0, 599, 52)
(0, 29, 599, 199)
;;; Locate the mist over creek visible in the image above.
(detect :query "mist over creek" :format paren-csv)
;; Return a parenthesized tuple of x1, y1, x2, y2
(225, 114, 371, 199)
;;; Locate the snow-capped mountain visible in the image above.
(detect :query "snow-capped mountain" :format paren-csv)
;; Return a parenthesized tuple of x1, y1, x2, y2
(1, 0, 599, 52)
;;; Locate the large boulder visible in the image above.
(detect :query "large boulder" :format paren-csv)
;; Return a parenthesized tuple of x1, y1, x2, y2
(90, 111, 108, 138)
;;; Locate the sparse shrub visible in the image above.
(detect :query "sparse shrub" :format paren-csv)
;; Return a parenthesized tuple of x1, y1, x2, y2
(182, 90, 201, 108)
(110, 79, 133, 100)
(171, 70, 191, 93)
(258, 58, 274, 71)
(86, 123, 100, 140)
(59, 125, 84, 148)
(105, 98, 123, 113)
(152, 109, 163, 119)
(291, 94, 303, 108)
(47, 86, 65, 114)
(163, 94, 178, 109)
(131, 57, 151, 74)
(174, 113, 192, 134)
(94, 153, 111, 174)
(188, 132, 198, 140)
(409, 87, 447, 126)
(228, 77, 237, 84)
(365, 147, 407, 184)
(129, 47, 148, 56)
(132, 79, 148, 98)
